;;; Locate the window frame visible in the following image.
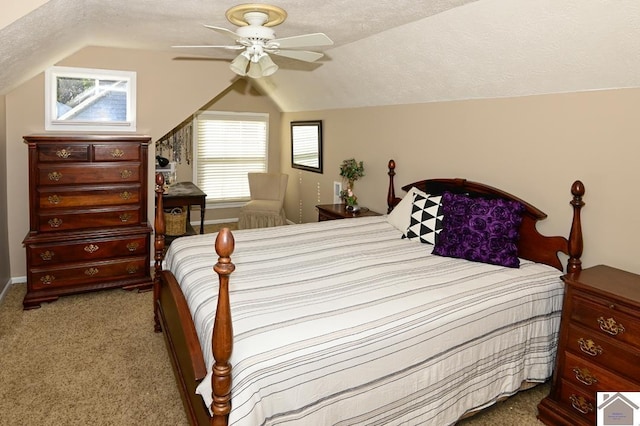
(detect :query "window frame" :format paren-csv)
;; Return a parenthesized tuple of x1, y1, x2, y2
(193, 111, 269, 206)
(44, 66, 137, 132)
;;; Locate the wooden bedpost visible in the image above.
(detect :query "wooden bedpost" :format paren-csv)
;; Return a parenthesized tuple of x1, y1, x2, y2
(387, 159, 397, 214)
(212, 228, 236, 426)
(153, 173, 166, 333)
(567, 180, 585, 274)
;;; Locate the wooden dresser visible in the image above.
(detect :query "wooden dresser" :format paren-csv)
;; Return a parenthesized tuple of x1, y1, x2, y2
(22, 134, 153, 309)
(538, 265, 640, 425)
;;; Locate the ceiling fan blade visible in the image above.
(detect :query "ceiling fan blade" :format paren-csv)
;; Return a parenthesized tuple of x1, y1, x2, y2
(202, 24, 241, 41)
(172, 44, 244, 50)
(271, 49, 324, 62)
(269, 33, 333, 49)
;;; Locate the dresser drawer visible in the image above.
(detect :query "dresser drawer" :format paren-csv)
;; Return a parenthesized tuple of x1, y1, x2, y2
(566, 323, 640, 380)
(38, 163, 142, 185)
(29, 256, 148, 291)
(562, 351, 640, 391)
(93, 144, 141, 161)
(38, 145, 89, 162)
(571, 294, 640, 350)
(557, 379, 596, 424)
(38, 207, 141, 232)
(27, 234, 149, 266)
(38, 185, 141, 209)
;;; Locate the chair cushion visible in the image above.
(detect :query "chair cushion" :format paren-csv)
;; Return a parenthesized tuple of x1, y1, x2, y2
(241, 199, 283, 213)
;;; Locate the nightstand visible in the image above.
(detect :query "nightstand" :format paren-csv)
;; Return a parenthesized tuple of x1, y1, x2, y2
(537, 265, 640, 425)
(315, 204, 381, 221)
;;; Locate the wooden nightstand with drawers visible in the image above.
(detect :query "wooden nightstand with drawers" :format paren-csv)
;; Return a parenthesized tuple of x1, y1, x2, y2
(315, 204, 381, 222)
(22, 134, 153, 309)
(538, 265, 640, 425)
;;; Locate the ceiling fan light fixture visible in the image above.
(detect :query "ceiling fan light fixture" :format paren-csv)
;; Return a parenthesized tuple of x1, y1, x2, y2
(247, 61, 263, 79)
(230, 52, 250, 76)
(258, 54, 278, 76)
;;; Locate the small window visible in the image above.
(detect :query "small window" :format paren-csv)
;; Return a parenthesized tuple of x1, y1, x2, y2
(45, 66, 136, 132)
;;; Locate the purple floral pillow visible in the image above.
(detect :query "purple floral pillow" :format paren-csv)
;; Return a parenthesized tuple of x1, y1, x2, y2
(432, 192, 525, 268)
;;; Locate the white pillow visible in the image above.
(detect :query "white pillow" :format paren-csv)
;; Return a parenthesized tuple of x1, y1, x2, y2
(386, 186, 428, 232)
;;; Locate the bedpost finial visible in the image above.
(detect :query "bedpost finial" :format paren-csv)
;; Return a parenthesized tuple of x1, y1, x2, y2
(215, 228, 236, 259)
(388, 159, 395, 171)
(155, 172, 165, 188)
(571, 180, 585, 198)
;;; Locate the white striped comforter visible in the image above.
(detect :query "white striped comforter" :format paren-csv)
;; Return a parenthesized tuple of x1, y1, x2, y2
(164, 216, 564, 426)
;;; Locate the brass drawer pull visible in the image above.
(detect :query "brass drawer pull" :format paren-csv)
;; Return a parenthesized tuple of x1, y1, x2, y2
(84, 267, 99, 277)
(569, 394, 593, 415)
(120, 191, 132, 200)
(120, 169, 133, 179)
(126, 242, 139, 252)
(126, 265, 139, 274)
(48, 195, 61, 205)
(48, 171, 63, 182)
(119, 213, 132, 222)
(40, 275, 55, 285)
(39, 250, 55, 261)
(572, 366, 598, 386)
(56, 148, 72, 158)
(48, 218, 63, 228)
(597, 316, 625, 336)
(578, 338, 603, 357)
(111, 148, 125, 158)
(84, 244, 99, 253)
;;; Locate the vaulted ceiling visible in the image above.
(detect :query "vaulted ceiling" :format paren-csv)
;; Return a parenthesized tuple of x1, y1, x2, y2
(2, 0, 639, 112)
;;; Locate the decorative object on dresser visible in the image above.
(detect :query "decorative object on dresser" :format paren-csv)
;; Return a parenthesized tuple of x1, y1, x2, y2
(22, 134, 153, 310)
(315, 203, 381, 221)
(537, 265, 640, 425)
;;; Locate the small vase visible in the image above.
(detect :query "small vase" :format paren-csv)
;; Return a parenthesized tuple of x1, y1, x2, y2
(346, 204, 360, 213)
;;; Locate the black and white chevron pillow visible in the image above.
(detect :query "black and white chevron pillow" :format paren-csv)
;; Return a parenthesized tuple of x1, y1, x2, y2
(402, 192, 444, 245)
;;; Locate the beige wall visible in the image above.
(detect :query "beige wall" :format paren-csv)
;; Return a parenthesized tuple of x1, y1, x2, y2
(0, 95, 9, 295)
(6, 46, 237, 278)
(282, 88, 640, 275)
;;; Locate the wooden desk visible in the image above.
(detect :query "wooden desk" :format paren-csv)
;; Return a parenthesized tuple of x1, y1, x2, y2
(161, 182, 207, 235)
(315, 204, 381, 221)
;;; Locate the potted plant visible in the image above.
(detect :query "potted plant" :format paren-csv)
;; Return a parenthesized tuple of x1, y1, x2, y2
(339, 158, 365, 210)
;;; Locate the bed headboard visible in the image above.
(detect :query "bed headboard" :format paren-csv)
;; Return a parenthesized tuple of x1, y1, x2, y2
(385, 160, 584, 272)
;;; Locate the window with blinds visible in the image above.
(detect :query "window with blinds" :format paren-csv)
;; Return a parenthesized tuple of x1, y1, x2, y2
(193, 111, 268, 203)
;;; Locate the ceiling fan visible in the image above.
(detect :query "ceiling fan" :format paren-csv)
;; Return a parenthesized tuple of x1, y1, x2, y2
(173, 4, 334, 78)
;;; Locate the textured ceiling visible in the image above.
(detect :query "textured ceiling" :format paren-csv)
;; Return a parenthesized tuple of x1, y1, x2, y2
(1, 0, 639, 111)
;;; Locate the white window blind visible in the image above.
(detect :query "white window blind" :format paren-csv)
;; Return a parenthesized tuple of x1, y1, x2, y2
(194, 111, 268, 203)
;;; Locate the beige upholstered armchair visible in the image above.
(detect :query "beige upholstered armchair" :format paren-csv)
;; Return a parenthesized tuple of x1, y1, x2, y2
(237, 172, 289, 229)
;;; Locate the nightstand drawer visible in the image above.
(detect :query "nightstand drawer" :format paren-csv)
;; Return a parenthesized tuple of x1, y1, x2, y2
(566, 324, 640, 380)
(563, 351, 640, 391)
(571, 294, 640, 350)
(558, 379, 596, 424)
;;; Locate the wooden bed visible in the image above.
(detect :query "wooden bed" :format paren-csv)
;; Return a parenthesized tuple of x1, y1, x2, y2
(153, 160, 585, 426)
